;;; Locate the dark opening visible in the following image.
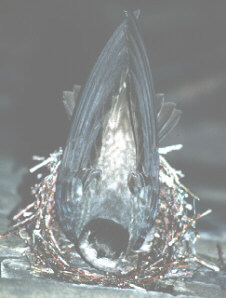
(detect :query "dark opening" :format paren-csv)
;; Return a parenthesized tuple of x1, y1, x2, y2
(80, 218, 129, 259)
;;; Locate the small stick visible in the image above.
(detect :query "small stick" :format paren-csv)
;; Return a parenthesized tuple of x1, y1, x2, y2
(13, 202, 35, 220)
(30, 156, 53, 173)
(149, 258, 164, 269)
(169, 209, 212, 246)
(193, 256, 220, 272)
(12, 214, 36, 228)
(32, 155, 45, 161)
(49, 229, 64, 255)
(164, 271, 193, 278)
(136, 267, 168, 284)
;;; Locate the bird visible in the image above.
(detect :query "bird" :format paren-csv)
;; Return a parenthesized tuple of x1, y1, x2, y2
(55, 11, 181, 273)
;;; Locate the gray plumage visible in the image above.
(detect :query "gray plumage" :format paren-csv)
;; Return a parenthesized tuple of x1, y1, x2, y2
(56, 12, 181, 273)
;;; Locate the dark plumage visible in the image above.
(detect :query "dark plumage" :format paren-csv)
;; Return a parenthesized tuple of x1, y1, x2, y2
(55, 12, 181, 272)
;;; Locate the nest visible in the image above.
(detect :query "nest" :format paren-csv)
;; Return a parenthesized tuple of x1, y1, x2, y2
(1, 147, 214, 289)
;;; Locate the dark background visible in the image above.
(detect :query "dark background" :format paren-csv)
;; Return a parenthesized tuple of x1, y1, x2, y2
(0, 1, 225, 234)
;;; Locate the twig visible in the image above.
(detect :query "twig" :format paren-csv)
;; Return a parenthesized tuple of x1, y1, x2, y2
(168, 209, 212, 246)
(1, 148, 208, 288)
(192, 256, 220, 272)
(13, 202, 36, 220)
(12, 214, 37, 229)
(30, 156, 54, 173)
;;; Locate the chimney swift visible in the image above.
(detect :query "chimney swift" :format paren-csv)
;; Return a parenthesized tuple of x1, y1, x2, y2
(55, 12, 181, 273)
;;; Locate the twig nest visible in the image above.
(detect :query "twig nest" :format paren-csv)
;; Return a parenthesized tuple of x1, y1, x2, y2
(5, 148, 211, 289)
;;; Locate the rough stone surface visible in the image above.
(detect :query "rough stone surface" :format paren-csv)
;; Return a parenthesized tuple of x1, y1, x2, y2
(1, 258, 31, 279)
(174, 280, 225, 298)
(0, 215, 28, 258)
(0, 278, 203, 298)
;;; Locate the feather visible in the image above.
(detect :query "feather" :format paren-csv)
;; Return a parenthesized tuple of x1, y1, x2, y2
(63, 92, 181, 143)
